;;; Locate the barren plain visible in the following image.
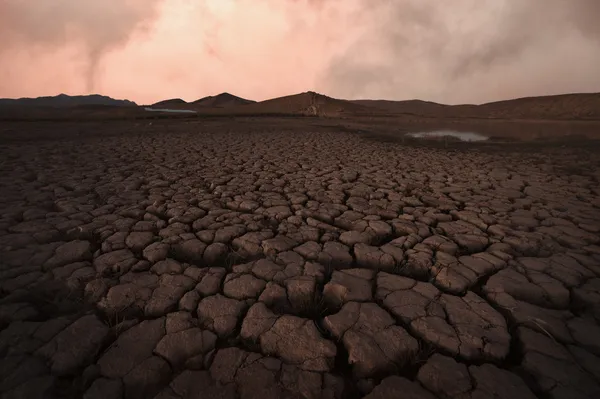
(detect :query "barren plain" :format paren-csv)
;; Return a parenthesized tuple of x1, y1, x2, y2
(1, 117, 600, 399)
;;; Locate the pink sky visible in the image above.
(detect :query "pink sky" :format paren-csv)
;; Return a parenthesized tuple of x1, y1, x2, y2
(1, 0, 600, 105)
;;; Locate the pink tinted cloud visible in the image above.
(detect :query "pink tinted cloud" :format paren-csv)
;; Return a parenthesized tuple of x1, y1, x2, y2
(1, 0, 599, 105)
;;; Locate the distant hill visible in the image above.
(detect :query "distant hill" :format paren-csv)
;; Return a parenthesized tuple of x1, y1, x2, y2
(151, 98, 188, 107)
(192, 93, 255, 108)
(352, 92, 600, 120)
(208, 91, 600, 120)
(475, 93, 600, 120)
(209, 91, 373, 117)
(0, 93, 137, 108)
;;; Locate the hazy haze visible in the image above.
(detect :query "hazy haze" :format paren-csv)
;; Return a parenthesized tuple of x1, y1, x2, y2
(1, 0, 599, 104)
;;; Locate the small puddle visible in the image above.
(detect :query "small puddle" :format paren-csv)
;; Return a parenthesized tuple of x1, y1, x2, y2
(144, 107, 197, 114)
(406, 130, 489, 142)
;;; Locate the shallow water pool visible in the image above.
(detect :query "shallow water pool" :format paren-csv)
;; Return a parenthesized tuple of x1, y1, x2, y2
(406, 130, 489, 142)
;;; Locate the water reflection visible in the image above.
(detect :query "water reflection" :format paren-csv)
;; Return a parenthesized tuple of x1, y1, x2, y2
(406, 130, 488, 142)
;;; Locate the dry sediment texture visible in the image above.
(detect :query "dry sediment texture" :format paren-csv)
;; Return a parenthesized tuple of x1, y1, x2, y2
(1, 122, 600, 399)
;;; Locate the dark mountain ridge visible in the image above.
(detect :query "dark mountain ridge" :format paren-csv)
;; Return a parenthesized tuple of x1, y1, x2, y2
(0, 93, 137, 107)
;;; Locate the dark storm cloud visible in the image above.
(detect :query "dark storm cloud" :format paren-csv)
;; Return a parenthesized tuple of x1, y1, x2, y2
(320, 0, 600, 103)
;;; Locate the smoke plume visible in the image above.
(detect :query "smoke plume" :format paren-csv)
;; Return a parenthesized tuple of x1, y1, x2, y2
(0, 0, 162, 93)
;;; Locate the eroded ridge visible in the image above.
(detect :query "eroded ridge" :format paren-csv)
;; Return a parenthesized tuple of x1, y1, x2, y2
(1, 123, 599, 399)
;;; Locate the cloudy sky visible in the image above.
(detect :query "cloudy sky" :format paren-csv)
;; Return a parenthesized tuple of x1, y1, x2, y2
(1, 0, 599, 104)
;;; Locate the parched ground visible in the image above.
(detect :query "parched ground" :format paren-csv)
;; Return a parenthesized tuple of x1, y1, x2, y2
(1, 120, 600, 399)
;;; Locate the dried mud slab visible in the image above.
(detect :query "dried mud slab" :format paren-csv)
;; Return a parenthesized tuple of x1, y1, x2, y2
(417, 353, 538, 399)
(376, 272, 510, 361)
(240, 302, 337, 372)
(323, 301, 419, 378)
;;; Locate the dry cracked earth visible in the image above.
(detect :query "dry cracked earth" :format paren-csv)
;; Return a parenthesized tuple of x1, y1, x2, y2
(1, 121, 600, 399)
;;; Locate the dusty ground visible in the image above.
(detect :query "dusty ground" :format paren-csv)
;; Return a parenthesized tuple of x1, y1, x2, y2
(1, 119, 600, 399)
